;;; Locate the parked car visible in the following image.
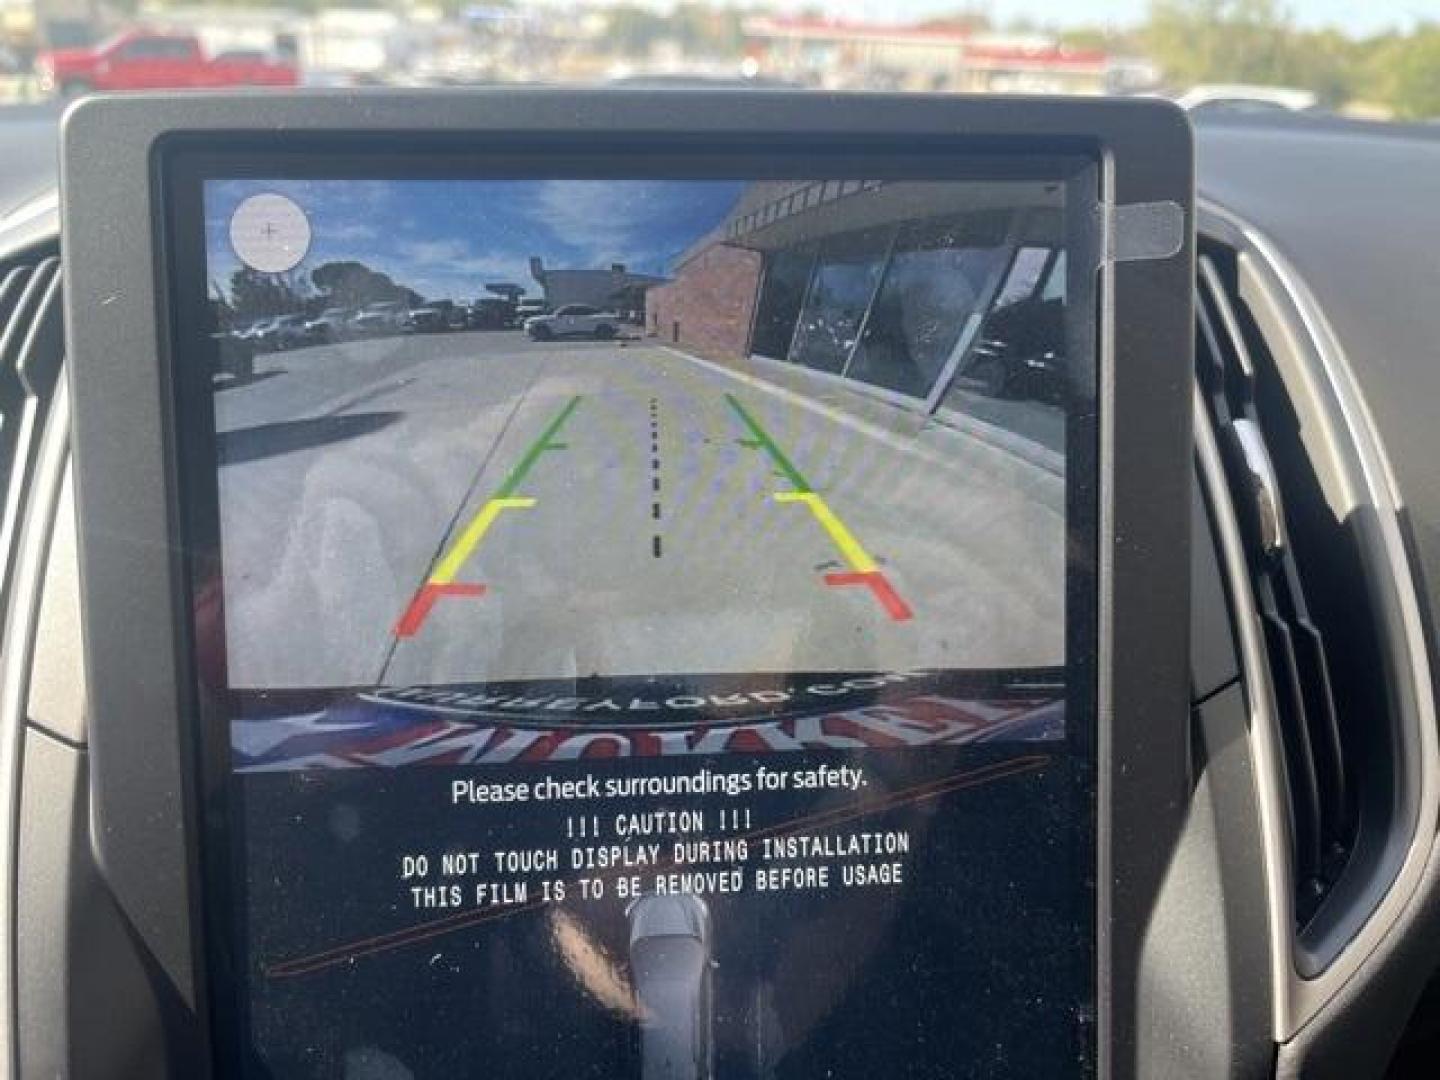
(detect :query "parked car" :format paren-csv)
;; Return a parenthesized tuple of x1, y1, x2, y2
(469, 298, 517, 330)
(232, 319, 271, 345)
(350, 301, 408, 336)
(34, 30, 299, 98)
(304, 307, 353, 343)
(1175, 84, 1318, 115)
(404, 301, 466, 333)
(525, 304, 624, 341)
(514, 299, 548, 322)
(253, 313, 312, 351)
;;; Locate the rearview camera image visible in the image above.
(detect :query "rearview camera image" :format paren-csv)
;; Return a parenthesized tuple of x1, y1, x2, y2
(206, 177, 1067, 694)
(194, 168, 1094, 1079)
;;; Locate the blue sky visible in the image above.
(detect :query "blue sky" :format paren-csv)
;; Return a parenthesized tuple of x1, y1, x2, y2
(205, 178, 746, 304)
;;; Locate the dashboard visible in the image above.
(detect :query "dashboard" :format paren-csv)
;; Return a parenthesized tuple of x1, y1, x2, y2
(0, 95, 1437, 1080)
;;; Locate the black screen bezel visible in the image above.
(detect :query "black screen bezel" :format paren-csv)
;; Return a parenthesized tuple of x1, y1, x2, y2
(60, 90, 1193, 1080)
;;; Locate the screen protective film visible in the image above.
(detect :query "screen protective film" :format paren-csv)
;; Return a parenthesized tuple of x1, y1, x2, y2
(184, 163, 1098, 1079)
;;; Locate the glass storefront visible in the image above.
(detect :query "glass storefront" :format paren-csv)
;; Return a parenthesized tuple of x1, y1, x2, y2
(749, 208, 1058, 406)
(788, 227, 891, 374)
(993, 245, 1053, 310)
(847, 215, 1009, 397)
(751, 247, 815, 360)
(944, 245, 1068, 408)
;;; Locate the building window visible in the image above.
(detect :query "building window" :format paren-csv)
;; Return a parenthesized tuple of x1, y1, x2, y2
(752, 248, 816, 360)
(845, 213, 1010, 397)
(789, 227, 891, 374)
(944, 240, 1068, 406)
(1041, 251, 1067, 302)
(993, 246, 1052, 310)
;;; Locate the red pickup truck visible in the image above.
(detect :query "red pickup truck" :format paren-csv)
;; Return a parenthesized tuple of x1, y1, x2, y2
(35, 31, 299, 97)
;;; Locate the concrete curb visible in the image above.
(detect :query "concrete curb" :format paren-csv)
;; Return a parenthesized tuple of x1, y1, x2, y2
(656, 343, 1065, 479)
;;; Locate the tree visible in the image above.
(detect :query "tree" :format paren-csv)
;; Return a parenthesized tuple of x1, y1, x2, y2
(227, 267, 307, 324)
(1142, 0, 1379, 108)
(1364, 25, 1440, 120)
(1145, 0, 1297, 88)
(605, 5, 671, 57)
(670, 2, 745, 55)
(310, 261, 422, 308)
(604, 2, 745, 59)
(1286, 29, 1362, 108)
(1059, 26, 1145, 55)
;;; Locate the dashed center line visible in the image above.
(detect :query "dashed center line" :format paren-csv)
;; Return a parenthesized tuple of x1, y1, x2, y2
(649, 397, 663, 558)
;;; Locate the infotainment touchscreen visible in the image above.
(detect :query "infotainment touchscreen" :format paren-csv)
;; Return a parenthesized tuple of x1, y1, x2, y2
(177, 161, 1098, 1078)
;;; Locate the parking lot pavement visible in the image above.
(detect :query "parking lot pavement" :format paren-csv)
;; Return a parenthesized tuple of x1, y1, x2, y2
(944, 384, 1066, 458)
(215, 329, 1064, 689)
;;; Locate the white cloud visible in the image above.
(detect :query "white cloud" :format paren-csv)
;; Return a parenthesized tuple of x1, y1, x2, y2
(400, 239, 470, 264)
(399, 239, 534, 278)
(323, 222, 381, 244)
(394, 240, 537, 302)
(534, 180, 672, 270)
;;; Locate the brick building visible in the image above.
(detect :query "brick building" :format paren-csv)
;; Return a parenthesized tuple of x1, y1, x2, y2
(645, 242, 761, 360)
(644, 177, 1067, 413)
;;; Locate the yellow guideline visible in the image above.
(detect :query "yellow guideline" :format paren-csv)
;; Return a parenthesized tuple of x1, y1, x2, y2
(429, 497, 537, 585)
(772, 491, 878, 574)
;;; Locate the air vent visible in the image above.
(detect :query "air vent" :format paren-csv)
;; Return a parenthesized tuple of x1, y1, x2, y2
(1194, 252, 1355, 928)
(0, 255, 63, 616)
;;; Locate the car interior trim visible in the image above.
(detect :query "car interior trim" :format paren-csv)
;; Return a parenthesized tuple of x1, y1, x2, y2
(1198, 198, 1439, 1041)
(1193, 378, 1294, 1042)
(1232, 232, 1430, 972)
(0, 376, 71, 1078)
(1227, 415, 1286, 558)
